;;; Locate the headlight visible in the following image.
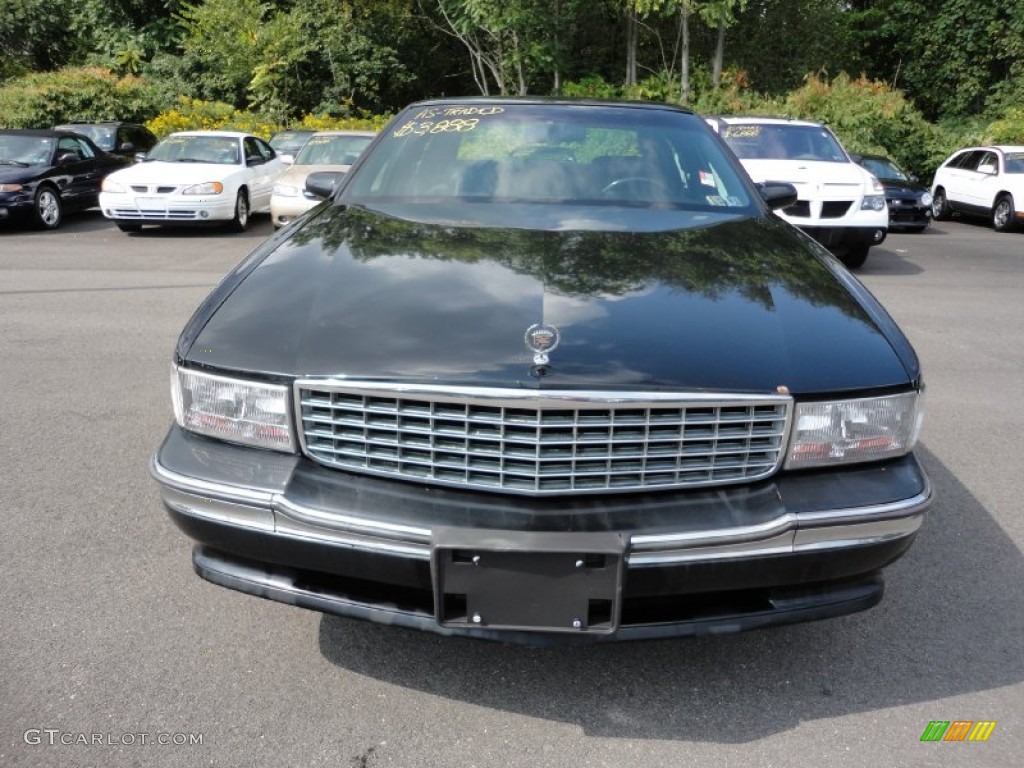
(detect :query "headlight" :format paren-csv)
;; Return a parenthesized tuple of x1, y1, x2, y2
(785, 392, 924, 469)
(101, 179, 125, 193)
(181, 182, 224, 195)
(171, 365, 294, 452)
(273, 183, 299, 197)
(0, 183, 23, 193)
(860, 194, 886, 212)
(920, 192, 933, 207)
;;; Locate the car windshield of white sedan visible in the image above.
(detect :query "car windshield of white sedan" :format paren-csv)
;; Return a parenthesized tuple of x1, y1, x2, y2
(722, 123, 848, 163)
(343, 105, 754, 220)
(148, 135, 240, 164)
(1006, 153, 1024, 173)
(0, 135, 54, 166)
(295, 135, 373, 166)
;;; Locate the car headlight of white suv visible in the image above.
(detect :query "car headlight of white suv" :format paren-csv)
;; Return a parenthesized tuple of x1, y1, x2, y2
(860, 176, 886, 211)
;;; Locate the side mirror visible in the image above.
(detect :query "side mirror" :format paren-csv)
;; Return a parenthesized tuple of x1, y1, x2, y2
(120, 142, 135, 153)
(279, 153, 295, 165)
(849, 153, 863, 164)
(757, 182, 799, 210)
(134, 152, 148, 163)
(909, 173, 919, 182)
(305, 171, 345, 200)
(977, 163, 997, 175)
(56, 152, 79, 166)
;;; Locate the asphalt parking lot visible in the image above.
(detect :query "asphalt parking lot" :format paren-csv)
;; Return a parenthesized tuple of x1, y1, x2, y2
(2, 210, 1022, 767)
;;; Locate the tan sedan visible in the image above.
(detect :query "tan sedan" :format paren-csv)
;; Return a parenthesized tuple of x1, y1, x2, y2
(270, 130, 376, 228)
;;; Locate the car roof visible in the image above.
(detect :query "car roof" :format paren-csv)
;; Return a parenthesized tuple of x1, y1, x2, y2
(56, 121, 140, 127)
(309, 130, 377, 138)
(167, 130, 254, 139)
(956, 145, 1024, 153)
(408, 96, 695, 115)
(1, 128, 73, 137)
(709, 115, 824, 128)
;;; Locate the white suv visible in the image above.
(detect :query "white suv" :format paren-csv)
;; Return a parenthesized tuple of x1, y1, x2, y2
(707, 116, 888, 268)
(930, 145, 1024, 232)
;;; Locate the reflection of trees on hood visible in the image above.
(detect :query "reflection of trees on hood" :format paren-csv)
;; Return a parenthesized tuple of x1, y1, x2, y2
(287, 206, 861, 319)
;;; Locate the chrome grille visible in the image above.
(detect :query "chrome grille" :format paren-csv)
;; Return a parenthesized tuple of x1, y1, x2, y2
(296, 382, 791, 496)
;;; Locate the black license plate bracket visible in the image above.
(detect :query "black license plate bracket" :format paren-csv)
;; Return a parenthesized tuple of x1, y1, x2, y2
(432, 529, 625, 634)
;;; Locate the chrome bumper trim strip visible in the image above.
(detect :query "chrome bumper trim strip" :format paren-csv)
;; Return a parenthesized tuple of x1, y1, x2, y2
(152, 455, 931, 567)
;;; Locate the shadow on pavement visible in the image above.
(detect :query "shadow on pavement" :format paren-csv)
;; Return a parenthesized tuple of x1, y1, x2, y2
(317, 445, 1023, 742)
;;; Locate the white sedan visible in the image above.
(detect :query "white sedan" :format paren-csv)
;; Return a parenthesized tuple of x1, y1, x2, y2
(99, 131, 285, 232)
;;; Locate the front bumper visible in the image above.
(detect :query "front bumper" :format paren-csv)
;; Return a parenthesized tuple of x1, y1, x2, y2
(0, 192, 34, 221)
(886, 199, 931, 230)
(270, 194, 318, 228)
(798, 224, 887, 254)
(152, 426, 931, 643)
(99, 192, 235, 223)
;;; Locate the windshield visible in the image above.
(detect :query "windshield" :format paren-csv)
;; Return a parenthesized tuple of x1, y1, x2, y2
(860, 156, 909, 181)
(148, 135, 240, 164)
(270, 131, 315, 152)
(61, 125, 114, 150)
(342, 104, 756, 229)
(295, 134, 374, 166)
(0, 134, 54, 165)
(721, 123, 849, 163)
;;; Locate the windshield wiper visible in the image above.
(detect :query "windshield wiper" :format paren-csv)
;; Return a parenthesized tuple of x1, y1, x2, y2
(0, 160, 29, 167)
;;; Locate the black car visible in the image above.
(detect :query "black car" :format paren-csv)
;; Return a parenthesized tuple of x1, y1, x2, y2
(152, 99, 931, 643)
(0, 129, 129, 229)
(854, 153, 932, 232)
(54, 121, 158, 160)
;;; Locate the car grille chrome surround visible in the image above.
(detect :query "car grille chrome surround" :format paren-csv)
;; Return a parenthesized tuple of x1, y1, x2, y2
(295, 381, 793, 496)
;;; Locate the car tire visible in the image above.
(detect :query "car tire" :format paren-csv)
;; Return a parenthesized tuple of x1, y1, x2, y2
(32, 186, 62, 230)
(839, 246, 870, 270)
(116, 222, 142, 233)
(228, 190, 249, 233)
(992, 194, 1015, 232)
(931, 187, 952, 221)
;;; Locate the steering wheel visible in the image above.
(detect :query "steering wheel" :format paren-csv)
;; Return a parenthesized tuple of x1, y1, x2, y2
(601, 177, 673, 197)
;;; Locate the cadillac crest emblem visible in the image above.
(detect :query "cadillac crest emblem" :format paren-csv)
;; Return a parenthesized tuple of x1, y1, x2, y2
(524, 323, 560, 365)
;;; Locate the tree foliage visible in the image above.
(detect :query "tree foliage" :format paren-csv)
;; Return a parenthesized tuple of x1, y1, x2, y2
(1, 0, 1021, 177)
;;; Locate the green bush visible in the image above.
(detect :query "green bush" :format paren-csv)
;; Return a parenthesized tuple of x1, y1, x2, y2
(986, 107, 1024, 145)
(0, 67, 162, 127)
(146, 97, 391, 139)
(561, 75, 621, 100)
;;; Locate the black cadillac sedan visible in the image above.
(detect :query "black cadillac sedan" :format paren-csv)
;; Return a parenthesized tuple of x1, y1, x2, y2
(152, 99, 931, 643)
(0, 129, 128, 229)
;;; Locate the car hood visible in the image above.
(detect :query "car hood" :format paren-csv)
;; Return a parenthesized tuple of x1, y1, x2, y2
(106, 160, 240, 184)
(739, 159, 872, 197)
(0, 164, 47, 182)
(184, 206, 916, 394)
